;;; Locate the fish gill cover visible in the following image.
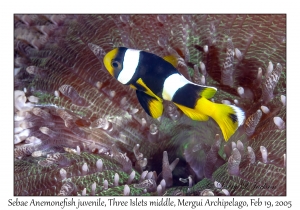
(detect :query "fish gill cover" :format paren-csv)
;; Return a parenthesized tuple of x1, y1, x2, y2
(14, 14, 286, 196)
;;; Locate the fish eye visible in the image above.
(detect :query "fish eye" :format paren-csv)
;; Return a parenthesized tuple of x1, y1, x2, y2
(112, 60, 121, 69)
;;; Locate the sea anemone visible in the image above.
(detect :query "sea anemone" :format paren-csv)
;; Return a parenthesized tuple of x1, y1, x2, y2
(14, 14, 286, 196)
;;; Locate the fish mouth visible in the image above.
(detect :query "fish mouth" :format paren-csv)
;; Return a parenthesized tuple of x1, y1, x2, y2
(103, 48, 118, 77)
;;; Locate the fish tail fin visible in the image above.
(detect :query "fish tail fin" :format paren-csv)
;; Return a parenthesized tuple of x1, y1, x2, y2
(195, 98, 245, 141)
(172, 82, 244, 141)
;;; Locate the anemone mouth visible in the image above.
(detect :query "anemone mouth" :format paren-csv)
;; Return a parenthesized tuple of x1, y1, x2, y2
(14, 14, 286, 196)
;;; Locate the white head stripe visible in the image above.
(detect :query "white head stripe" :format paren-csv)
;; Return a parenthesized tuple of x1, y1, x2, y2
(162, 73, 190, 101)
(117, 49, 140, 84)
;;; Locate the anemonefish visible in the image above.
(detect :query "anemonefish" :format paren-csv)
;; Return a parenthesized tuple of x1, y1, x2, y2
(103, 47, 245, 141)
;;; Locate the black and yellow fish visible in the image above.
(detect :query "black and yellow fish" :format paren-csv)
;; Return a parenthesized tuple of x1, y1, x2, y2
(103, 47, 245, 141)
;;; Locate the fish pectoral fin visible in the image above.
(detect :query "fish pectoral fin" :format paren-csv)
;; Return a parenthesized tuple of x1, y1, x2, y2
(174, 103, 209, 121)
(136, 90, 163, 119)
(130, 84, 137, 90)
(136, 78, 161, 100)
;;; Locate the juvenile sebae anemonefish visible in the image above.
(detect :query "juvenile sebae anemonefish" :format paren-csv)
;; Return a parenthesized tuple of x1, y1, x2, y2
(103, 47, 245, 141)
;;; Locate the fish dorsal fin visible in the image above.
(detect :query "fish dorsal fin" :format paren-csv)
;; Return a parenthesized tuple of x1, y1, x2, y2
(136, 90, 163, 119)
(163, 55, 178, 68)
(199, 86, 217, 99)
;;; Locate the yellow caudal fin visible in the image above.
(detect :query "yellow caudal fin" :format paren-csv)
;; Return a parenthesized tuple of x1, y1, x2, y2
(194, 98, 245, 141)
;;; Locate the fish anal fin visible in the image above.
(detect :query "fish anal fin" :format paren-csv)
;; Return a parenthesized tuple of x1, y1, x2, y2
(136, 90, 163, 119)
(174, 103, 209, 121)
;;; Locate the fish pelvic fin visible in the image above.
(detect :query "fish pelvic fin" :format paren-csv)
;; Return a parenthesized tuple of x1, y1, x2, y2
(136, 90, 163, 119)
(195, 98, 245, 141)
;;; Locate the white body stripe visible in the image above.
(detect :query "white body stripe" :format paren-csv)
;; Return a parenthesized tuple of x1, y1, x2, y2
(162, 73, 218, 101)
(162, 73, 190, 101)
(117, 49, 141, 84)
